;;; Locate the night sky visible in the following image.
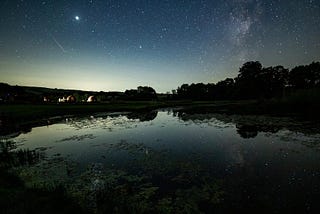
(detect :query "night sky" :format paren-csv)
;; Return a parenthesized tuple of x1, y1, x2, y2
(0, 0, 319, 92)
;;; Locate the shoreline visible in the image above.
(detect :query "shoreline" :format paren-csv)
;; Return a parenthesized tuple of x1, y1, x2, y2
(1, 100, 319, 136)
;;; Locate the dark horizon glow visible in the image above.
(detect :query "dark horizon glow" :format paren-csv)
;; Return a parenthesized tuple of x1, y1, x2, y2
(0, 0, 319, 92)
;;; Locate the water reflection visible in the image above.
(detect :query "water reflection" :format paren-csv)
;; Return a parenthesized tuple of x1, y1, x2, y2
(0, 124, 32, 138)
(3, 109, 320, 141)
(126, 110, 158, 121)
(173, 109, 320, 139)
(236, 125, 259, 138)
(1, 109, 320, 212)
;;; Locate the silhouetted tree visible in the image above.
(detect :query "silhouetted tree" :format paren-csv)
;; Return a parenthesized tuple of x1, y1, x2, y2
(177, 84, 190, 99)
(310, 62, 320, 87)
(188, 83, 208, 100)
(259, 66, 289, 98)
(215, 78, 235, 100)
(289, 65, 310, 89)
(125, 86, 157, 100)
(235, 61, 263, 99)
(289, 62, 320, 89)
(137, 86, 157, 100)
(176, 83, 213, 100)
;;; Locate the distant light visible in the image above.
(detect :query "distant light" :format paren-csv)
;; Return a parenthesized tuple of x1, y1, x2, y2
(75, 16, 80, 21)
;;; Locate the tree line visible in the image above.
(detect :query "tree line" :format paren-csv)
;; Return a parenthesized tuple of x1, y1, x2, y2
(0, 84, 158, 103)
(174, 61, 320, 100)
(1, 61, 319, 103)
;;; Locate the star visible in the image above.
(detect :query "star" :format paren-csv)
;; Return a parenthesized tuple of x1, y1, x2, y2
(0, 0, 319, 93)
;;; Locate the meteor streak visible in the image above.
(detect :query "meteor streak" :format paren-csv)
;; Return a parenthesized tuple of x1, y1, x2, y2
(52, 36, 67, 53)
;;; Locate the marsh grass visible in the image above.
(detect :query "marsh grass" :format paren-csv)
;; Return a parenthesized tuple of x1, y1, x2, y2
(0, 140, 225, 214)
(0, 140, 86, 214)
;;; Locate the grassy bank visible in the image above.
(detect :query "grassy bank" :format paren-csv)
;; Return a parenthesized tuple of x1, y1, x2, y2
(1, 99, 319, 122)
(0, 100, 250, 122)
(0, 101, 164, 121)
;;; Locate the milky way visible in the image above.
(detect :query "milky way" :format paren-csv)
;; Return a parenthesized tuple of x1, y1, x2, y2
(0, 0, 319, 92)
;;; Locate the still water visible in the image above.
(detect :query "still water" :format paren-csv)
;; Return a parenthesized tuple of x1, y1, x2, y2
(3, 109, 320, 212)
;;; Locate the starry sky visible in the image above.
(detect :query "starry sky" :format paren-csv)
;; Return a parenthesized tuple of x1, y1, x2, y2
(0, 0, 319, 92)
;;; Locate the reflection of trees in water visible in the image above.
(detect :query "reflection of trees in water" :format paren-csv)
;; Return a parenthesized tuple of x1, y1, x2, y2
(173, 109, 320, 139)
(236, 125, 258, 138)
(0, 111, 158, 139)
(0, 115, 66, 137)
(66, 115, 138, 131)
(126, 111, 158, 122)
(236, 124, 280, 139)
(0, 121, 32, 137)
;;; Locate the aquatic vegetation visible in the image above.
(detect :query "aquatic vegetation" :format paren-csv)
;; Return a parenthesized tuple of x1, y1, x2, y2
(0, 140, 43, 169)
(0, 140, 86, 214)
(0, 140, 17, 152)
(88, 143, 224, 213)
(56, 134, 96, 142)
(110, 140, 144, 150)
(6, 139, 224, 213)
(87, 168, 223, 213)
(0, 176, 86, 214)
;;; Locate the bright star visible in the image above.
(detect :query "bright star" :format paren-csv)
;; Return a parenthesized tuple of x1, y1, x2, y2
(75, 16, 80, 21)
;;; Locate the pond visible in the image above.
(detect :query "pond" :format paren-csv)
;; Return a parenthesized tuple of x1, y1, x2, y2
(1, 109, 320, 213)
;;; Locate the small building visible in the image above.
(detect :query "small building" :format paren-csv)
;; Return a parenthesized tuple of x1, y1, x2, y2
(43, 96, 50, 102)
(58, 97, 67, 102)
(87, 95, 97, 103)
(67, 95, 76, 103)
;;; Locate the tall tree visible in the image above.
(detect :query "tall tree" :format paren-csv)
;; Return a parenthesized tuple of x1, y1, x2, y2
(260, 66, 289, 98)
(235, 61, 263, 99)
